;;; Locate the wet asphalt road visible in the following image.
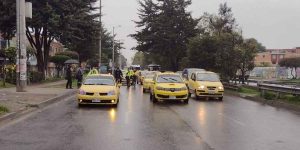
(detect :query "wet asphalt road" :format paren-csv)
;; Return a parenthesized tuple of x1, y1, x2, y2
(1, 85, 300, 150)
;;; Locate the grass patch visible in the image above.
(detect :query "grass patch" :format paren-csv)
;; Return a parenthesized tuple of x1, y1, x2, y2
(0, 105, 9, 115)
(238, 87, 260, 95)
(0, 82, 15, 89)
(280, 95, 300, 105)
(263, 91, 277, 100)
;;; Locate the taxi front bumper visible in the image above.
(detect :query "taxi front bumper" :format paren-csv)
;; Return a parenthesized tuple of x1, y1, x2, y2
(77, 94, 118, 105)
(154, 90, 188, 100)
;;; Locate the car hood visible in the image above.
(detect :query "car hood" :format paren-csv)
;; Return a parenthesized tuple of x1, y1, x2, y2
(196, 81, 223, 87)
(80, 85, 116, 92)
(156, 83, 186, 88)
(144, 79, 153, 82)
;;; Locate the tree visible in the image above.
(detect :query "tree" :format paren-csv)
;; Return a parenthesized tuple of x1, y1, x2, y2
(236, 38, 259, 84)
(279, 57, 300, 79)
(56, 51, 79, 60)
(131, 0, 199, 71)
(26, 1, 97, 75)
(49, 55, 71, 78)
(0, 0, 16, 46)
(186, 35, 218, 70)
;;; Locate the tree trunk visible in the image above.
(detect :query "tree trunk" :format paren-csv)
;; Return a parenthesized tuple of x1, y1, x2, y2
(294, 67, 297, 79)
(291, 68, 295, 79)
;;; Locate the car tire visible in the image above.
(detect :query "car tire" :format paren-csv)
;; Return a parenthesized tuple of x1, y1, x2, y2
(195, 90, 200, 100)
(143, 88, 146, 93)
(152, 93, 158, 103)
(188, 92, 191, 98)
(78, 103, 82, 107)
(218, 97, 223, 101)
(113, 99, 119, 107)
(183, 98, 189, 104)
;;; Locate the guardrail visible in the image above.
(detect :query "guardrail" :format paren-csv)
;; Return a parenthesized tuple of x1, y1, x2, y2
(223, 82, 242, 91)
(258, 83, 300, 98)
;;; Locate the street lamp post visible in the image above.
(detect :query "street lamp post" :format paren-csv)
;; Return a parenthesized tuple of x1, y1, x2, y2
(99, 0, 102, 69)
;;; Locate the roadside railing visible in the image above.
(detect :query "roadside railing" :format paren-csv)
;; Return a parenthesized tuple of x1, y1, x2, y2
(223, 82, 242, 91)
(258, 83, 300, 98)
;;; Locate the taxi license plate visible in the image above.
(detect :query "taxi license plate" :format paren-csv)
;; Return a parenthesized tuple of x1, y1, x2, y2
(169, 96, 176, 99)
(208, 90, 215, 94)
(92, 99, 101, 103)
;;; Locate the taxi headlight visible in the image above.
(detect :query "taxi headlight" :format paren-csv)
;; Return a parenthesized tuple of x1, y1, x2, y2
(198, 85, 205, 89)
(218, 86, 224, 90)
(79, 89, 86, 95)
(156, 86, 164, 91)
(108, 90, 116, 96)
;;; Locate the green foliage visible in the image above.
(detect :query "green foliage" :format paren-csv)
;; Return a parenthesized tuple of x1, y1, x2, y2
(50, 55, 71, 77)
(0, 105, 9, 114)
(238, 87, 260, 95)
(4, 47, 16, 63)
(264, 91, 276, 100)
(185, 3, 262, 81)
(50, 55, 71, 65)
(131, 0, 199, 71)
(0, 0, 16, 41)
(279, 57, 300, 79)
(29, 71, 44, 83)
(56, 51, 78, 60)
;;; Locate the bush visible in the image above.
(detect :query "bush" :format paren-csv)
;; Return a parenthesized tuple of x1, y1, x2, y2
(5, 65, 16, 84)
(0, 105, 9, 114)
(264, 91, 276, 100)
(29, 71, 44, 83)
(56, 51, 79, 60)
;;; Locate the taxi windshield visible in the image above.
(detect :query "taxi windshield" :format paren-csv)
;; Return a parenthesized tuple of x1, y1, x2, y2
(145, 74, 155, 79)
(197, 73, 220, 82)
(157, 75, 183, 83)
(83, 76, 115, 85)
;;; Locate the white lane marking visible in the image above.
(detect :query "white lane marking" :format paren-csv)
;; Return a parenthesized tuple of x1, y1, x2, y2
(218, 113, 246, 126)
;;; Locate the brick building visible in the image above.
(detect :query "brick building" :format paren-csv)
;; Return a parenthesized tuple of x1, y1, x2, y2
(255, 48, 300, 67)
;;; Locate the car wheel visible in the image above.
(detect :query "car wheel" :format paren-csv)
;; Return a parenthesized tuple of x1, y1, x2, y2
(143, 88, 146, 93)
(152, 93, 158, 103)
(218, 97, 223, 101)
(195, 90, 200, 100)
(188, 91, 191, 98)
(183, 98, 189, 104)
(78, 103, 82, 107)
(113, 99, 119, 107)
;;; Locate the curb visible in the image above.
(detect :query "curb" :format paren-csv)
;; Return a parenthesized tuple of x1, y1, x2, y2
(225, 90, 300, 112)
(0, 90, 77, 123)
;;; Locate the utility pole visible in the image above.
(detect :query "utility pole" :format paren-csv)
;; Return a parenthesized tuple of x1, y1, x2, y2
(16, 0, 31, 92)
(99, 0, 102, 69)
(16, 0, 26, 92)
(112, 27, 115, 72)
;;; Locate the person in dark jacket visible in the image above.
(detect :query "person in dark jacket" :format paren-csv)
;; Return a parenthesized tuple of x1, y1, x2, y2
(66, 65, 73, 89)
(76, 65, 84, 88)
(114, 67, 123, 83)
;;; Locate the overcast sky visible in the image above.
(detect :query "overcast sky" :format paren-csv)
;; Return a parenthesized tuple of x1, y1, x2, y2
(101, 0, 300, 64)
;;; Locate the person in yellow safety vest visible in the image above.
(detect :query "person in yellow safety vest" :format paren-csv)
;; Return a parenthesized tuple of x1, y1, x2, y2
(125, 69, 134, 87)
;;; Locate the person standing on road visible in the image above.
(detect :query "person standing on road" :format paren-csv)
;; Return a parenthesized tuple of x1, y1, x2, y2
(125, 68, 134, 87)
(76, 65, 84, 88)
(114, 67, 123, 83)
(66, 65, 73, 89)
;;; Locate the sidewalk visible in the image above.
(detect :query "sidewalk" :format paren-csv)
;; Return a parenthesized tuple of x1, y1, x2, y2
(0, 80, 77, 120)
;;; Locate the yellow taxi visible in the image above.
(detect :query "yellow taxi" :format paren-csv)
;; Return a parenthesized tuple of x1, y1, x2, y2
(77, 74, 121, 106)
(150, 73, 189, 103)
(142, 73, 155, 92)
(187, 71, 224, 100)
